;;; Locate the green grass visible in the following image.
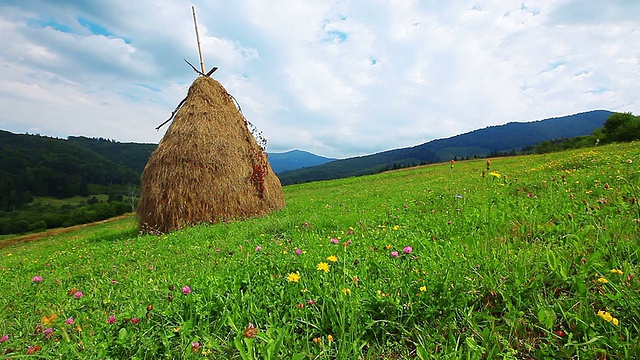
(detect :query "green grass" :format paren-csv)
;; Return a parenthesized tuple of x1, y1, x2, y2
(33, 195, 110, 207)
(1, 143, 639, 359)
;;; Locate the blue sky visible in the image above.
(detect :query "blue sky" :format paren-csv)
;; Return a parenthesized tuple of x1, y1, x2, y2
(0, 0, 638, 158)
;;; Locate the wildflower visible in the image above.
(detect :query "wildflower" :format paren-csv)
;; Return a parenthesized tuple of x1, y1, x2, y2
(610, 269, 623, 275)
(286, 272, 301, 283)
(301, 288, 309, 293)
(385, 244, 393, 250)
(182, 285, 191, 295)
(390, 251, 399, 258)
(317, 262, 330, 273)
(597, 277, 609, 284)
(330, 238, 339, 244)
(0, 334, 8, 342)
(32, 276, 43, 283)
(352, 276, 359, 283)
(307, 299, 315, 305)
(111, 279, 117, 284)
(327, 334, 334, 342)
(341, 288, 351, 295)
(131, 317, 140, 324)
(597, 310, 613, 322)
(43, 327, 54, 338)
(489, 171, 501, 178)
(243, 323, 258, 338)
(255, 246, 262, 252)
(420, 286, 427, 292)
(327, 255, 338, 262)
(313, 337, 321, 345)
(65, 318, 75, 325)
(392, 225, 400, 231)
(192, 341, 201, 353)
(295, 248, 302, 255)
(26, 345, 42, 354)
(403, 246, 413, 254)
(297, 303, 304, 309)
(612, 318, 619, 326)
(108, 316, 116, 324)
(42, 313, 57, 325)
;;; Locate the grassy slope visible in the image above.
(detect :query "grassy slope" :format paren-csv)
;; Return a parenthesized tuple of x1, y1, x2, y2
(0, 142, 639, 359)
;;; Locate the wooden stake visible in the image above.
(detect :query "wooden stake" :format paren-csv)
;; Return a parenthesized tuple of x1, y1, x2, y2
(192, 5, 206, 74)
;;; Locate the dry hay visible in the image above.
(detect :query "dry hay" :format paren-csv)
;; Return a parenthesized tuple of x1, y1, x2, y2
(137, 76, 285, 233)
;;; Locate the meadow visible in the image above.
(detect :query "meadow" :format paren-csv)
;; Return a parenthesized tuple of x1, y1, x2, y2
(0, 142, 638, 359)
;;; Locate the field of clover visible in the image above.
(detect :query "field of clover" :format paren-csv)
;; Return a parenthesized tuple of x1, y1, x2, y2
(0, 141, 639, 359)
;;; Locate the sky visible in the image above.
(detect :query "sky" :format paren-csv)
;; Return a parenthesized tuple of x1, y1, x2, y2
(0, 1, 638, 159)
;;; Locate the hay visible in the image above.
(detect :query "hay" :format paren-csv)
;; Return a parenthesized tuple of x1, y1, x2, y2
(137, 76, 285, 233)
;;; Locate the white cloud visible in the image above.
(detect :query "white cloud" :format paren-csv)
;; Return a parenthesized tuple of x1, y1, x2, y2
(0, 0, 638, 158)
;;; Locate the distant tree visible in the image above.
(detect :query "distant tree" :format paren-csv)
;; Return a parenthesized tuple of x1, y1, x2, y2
(603, 112, 640, 143)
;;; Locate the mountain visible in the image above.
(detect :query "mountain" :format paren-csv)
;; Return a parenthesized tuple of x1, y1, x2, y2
(268, 150, 336, 173)
(277, 110, 613, 185)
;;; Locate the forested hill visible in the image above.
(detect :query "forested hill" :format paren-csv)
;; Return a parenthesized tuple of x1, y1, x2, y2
(0, 131, 138, 210)
(67, 136, 157, 174)
(277, 110, 613, 185)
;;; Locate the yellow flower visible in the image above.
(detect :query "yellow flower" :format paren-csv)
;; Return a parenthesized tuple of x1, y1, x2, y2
(597, 277, 609, 284)
(392, 225, 400, 231)
(612, 317, 619, 326)
(385, 244, 393, 250)
(341, 288, 351, 295)
(419, 286, 427, 292)
(489, 171, 501, 178)
(317, 262, 330, 273)
(301, 288, 309, 293)
(286, 272, 301, 283)
(327, 334, 334, 342)
(327, 255, 338, 263)
(42, 313, 57, 325)
(610, 269, 623, 275)
(597, 310, 614, 323)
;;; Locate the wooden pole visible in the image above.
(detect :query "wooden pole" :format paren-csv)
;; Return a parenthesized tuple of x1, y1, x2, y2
(192, 5, 206, 74)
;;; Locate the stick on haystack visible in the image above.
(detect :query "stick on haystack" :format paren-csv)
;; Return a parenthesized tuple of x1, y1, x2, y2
(137, 76, 285, 233)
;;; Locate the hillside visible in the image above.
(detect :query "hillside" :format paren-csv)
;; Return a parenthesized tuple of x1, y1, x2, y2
(268, 150, 336, 173)
(0, 131, 138, 210)
(277, 110, 613, 185)
(1, 142, 638, 358)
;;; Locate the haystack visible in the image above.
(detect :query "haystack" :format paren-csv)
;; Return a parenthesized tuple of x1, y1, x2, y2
(137, 76, 285, 233)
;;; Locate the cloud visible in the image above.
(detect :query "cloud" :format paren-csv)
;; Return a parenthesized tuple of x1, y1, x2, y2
(0, 0, 638, 158)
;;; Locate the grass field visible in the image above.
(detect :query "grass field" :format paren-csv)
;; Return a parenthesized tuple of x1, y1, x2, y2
(1, 142, 639, 359)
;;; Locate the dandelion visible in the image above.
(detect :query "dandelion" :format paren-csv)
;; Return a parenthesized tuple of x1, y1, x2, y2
(286, 272, 301, 283)
(330, 238, 339, 244)
(65, 318, 75, 325)
(403, 246, 413, 254)
(0, 334, 8, 342)
(341, 288, 351, 295)
(317, 262, 330, 273)
(108, 315, 116, 324)
(182, 285, 192, 295)
(390, 251, 399, 258)
(32, 276, 43, 283)
(610, 269, 623, 275)
(597, 277, 609, 284)
(327, 255, 338, 262)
